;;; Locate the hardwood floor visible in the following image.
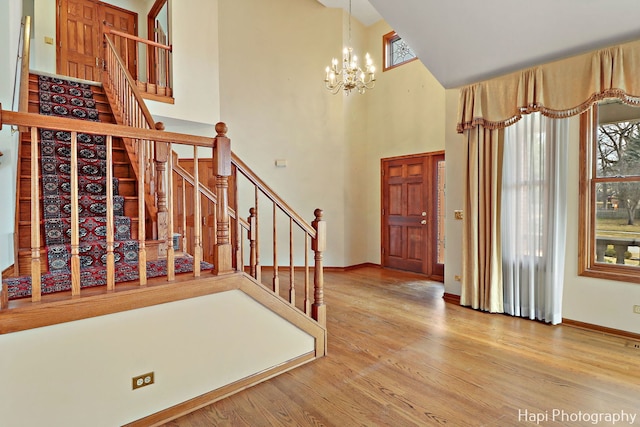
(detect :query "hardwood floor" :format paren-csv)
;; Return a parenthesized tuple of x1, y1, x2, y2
(162, 267, 640, 426)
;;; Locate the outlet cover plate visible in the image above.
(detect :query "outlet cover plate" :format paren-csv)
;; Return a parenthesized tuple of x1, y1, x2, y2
(132, 372, 154, 390)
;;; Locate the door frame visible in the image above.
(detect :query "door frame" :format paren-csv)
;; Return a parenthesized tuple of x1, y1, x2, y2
(380, 150, 445, 281)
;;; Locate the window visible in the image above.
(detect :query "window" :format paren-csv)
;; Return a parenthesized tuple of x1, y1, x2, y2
(383, 31, 417, 71)
(579, 101, 640, 284)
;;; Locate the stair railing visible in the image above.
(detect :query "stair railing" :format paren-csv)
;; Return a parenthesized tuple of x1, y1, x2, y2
(0, 105, 229, 302)
(230, 155, 327, 325)
(100, 35, 327, 326)
(102, 33, 167, 253)
(104, 27, 173, 98)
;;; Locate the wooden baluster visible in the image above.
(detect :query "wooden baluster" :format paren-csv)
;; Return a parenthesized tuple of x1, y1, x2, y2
(289, 217, 295, 305)
(254, 187, 261, 282)
(304, 233, 311, 316)
(70, 132, 81, 296)
(166, 49, 171, 91)
(166, 142, 175, 281)
(248, 208, 257, 278)
(181, 176, 187, 253)
(106, 135, 115, 290)
(212, 122, 233, 275)
(192, 145, 202, 276)
(312, 209, 326, 326)
(30, 127, 41, 302)
(272, 203, 279, 294)
(236, 217, 243, 274)
(138, 139, 147, 285)
(155, 124, 168, 256)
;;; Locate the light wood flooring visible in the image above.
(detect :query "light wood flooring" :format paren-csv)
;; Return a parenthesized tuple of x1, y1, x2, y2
(163, 267, 640, 426)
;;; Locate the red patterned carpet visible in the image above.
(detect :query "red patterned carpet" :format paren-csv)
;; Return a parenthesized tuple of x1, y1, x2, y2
(3, 75, 211, 300)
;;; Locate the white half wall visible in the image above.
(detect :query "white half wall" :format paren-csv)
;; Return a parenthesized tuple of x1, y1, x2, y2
(0, 289, 314, 426)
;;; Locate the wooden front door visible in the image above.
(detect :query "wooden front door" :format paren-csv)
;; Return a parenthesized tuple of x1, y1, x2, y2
(57, 0, 137, 81)
(382, 152, 445, 280)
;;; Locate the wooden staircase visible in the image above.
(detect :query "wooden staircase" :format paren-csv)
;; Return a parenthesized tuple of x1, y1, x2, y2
(12, 73, 140, 276)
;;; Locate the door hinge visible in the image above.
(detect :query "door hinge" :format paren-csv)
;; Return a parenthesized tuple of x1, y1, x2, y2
(382, 208, 385, 215)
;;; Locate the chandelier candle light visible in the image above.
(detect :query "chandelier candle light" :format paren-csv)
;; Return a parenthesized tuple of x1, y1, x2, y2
(324, 0, 376, 94)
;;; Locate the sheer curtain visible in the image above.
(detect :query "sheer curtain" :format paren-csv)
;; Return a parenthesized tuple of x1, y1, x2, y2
(501, 113, 568, 324)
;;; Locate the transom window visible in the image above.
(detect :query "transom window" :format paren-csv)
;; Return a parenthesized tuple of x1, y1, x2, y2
(383, 31, 417, 71)
(579, 100, 640, 284)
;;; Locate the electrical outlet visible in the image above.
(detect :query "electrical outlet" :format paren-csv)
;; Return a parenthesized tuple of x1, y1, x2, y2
(454, 275, 462, 281)
(633, 305, 640, 314)
(454, 210, 463, 220)
(132, 372, 154, 390)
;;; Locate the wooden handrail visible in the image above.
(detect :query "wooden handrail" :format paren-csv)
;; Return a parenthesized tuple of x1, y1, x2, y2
(18, 16, 31, 114)
(172, 161, 247, 227)
(107, 28, 172, 51)
(0, 109, 212, 146)
(103, 34, 156, 129)
(231, 154, 317, 237)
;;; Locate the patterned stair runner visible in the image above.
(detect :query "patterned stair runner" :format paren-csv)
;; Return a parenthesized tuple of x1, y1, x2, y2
(3, 74, 211, 299)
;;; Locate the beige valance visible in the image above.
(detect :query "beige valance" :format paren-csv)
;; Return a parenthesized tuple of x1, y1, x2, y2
(457, 39, 640, 133)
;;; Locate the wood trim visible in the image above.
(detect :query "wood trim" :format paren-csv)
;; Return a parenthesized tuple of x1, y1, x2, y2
(0, 109, 212, 147)
(381, 150, 445, 162)
(147, 0, 167, 22)
(443, 292, 461, 305)
(140, 91, 174, 104)
(578, 105, 640, 285)
(124, 352, 316, 427)
(382, 31, 419, 72)
(1, 265, 14, 278)
(563, 318, 640, 342)
(147, 0, 168, 86)
(0, 273, 244, 334)
(381, 151, 445, 277)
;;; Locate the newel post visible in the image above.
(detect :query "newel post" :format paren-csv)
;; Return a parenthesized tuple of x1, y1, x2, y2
(311, 208, 326, 327)
(212, 122, 234, 275)
(154, 122, 170, 256)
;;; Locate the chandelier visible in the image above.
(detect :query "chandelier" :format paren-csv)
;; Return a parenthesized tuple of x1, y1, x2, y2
(324, 0, 376, 95)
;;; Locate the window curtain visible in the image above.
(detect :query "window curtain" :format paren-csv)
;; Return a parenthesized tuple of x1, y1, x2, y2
(460, 126, 503, 312)
(501, 113, 568, 324)
(457, 37, 640, 319)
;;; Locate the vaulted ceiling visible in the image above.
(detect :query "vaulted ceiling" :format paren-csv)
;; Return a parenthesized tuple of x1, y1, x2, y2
(318, 0, 640, 89)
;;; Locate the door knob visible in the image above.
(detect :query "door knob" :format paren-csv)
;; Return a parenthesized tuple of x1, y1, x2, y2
(421, 219, 427, 225)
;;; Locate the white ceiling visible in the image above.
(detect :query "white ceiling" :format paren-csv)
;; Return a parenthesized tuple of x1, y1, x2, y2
(318, 0, 640, 89)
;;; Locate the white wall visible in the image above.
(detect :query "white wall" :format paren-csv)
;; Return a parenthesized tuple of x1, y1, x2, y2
(562, 117, 640, 333)
(218, 0, 347, 266)
(144, 0, 220, 124)
(0, 0, 23, 271)
(356, 20, 446, 266)
(0, 290, 314, 426)
(443, 89, 464, 294)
